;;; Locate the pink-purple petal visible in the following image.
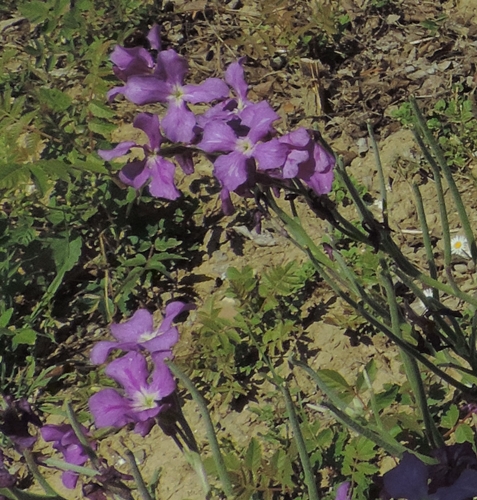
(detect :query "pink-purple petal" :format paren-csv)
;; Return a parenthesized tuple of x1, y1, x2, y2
(147, 24, 162, 51)
(154, 49, 188, 84)
(335, 482, 351, 500)
(213, 151, 249, 191)
(122, 75, 172, 104)
(198, 121, 238, 153)
(147, 157, 180, 200)
(133, 113, 162, 151)
(225, 58, 248, 103)
(105, 352, 149, 394)
(89, 389, 131, 428)
(98, 141, 136, 161)
(383, 452, 428, 500)
(119, 159, 149, 189)
(241, 101, 279, 143)
(175, 152, 194, 174)
(110, 46, 154, 80)
(282, 148, 309, 178)
(61, 470, 79, 489)
(111, 309, 154, 342)
(161, 302, 195, 331)
(183, 78, 229, 104)
(151, 356, 177, 398)
(90, 341, 140, 365)
(254, 139, 287, 171)
(162, 103, 197, 143)
(134, 418, 156, 437)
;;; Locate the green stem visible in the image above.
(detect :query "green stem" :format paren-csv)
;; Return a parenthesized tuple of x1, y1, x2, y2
(23, 450, 64, 498)
(367, 121, 388, 228)
(380, 263, 444, 449)
(66, 402, 100, 468)
(410, 96, 477, 263)
(412, 183, 438, 283)
(124, 449, 154, 500)
(303, 248, 471, 393)
(165, 361, 234, 498)
(281, 384, 320, 500)
(314, 402, 436, 464)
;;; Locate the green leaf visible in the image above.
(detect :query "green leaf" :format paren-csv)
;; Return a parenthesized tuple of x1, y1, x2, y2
(48, 235, 82, 274)
(244, 437, 262, 475)
(88, 100, 116, 119)
(88, 119, 117, 138)
(455, 423, 474, 444)
(441, 404, 459, 429)
(18, 1, 51, 22)
(317, 369, 351, 392)
(0, 308, 13, 328)
(121, 255, 147, 267)
(12, 328, 37, 348)
(38, 88, 72, 113)
(0, 163, 31, 189)
(374, 386, 399, 411)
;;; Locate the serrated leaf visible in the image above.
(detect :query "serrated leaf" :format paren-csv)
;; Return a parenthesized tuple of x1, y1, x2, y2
(441, 404, 459, 429)
(244, 437, 262, 475)
(88, 119, 117, 137)
(88, 100, 116, 119)
(374, 386, 399, 411)
(38, 88, 72, 112)
(0, 163, 30, 189)
(121, 255, 147, 267)
(18, 1, 51, 22)
(48, 235, 82, 274)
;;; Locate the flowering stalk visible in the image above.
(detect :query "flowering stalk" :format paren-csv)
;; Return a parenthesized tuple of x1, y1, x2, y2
(380, 261, 444, 450)
(165, 360, 233, 498)
(281, 384, 320, 500)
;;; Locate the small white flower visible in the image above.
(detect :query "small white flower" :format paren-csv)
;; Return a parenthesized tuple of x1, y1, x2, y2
(451, 235, 471, 259)
(415, 288, 434, 315)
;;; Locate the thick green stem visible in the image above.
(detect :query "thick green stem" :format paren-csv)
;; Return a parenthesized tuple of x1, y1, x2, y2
(165, 361, 234, 499)
(23, 450, 64, 498)
(281, 384, 320, 500)
(412, 183, 438, 283)
(380, 264, 444, 449)
(124, 450, 154, 500)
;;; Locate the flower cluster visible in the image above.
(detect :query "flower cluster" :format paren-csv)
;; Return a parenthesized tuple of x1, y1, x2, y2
(88, 302, 193, 437)
(99, 25, 335, 213)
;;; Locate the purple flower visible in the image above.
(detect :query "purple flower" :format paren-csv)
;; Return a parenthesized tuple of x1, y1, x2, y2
(107, 25, 161, 87)
(98, 112, 181, 199)
(198, 58, 252, 127)
(0, 397, 42, 452)
(198, 101, 286, 191)
(335, 482, 351, 500)
(278, 128, 335, 195)
(89, 352, 175, 436)
(382, 449, 477, 500)
(109, 49, 229, 143)
(41, 424, 94, 489)
(91, 302, 193, 364)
